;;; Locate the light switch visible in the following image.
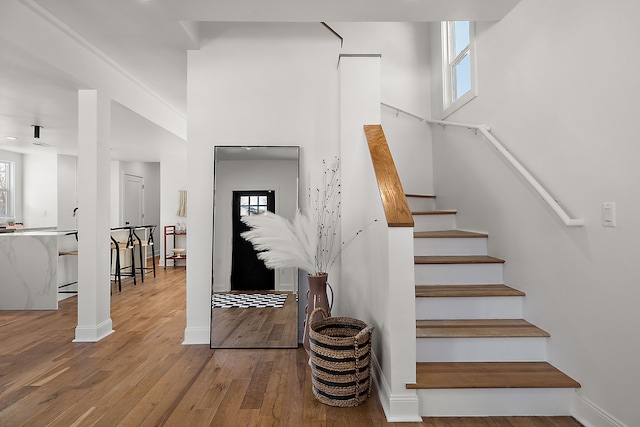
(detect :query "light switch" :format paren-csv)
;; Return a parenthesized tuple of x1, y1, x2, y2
(602, 202, 616, 227)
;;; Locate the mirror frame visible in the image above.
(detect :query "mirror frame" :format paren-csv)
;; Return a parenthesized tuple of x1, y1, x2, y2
(210, 145, 300, 348)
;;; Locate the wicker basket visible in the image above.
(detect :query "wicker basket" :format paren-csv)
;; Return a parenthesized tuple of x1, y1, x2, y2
(308, 308, 374, 407)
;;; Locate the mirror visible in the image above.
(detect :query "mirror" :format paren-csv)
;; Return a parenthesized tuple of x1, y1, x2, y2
(211, 146, 299, 348)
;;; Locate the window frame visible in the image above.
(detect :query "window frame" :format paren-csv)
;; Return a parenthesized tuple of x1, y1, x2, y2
(0, 160, 15, 219)
(441, 20, 477, 118)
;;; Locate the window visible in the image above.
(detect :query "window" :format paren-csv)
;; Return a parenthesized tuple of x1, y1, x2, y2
(239, 194, 269, 217)
(442, 20, 476, 116)
(0, 160, 14, 218)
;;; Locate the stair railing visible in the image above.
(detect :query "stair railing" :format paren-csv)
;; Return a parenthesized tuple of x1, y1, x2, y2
(381, 102, 584, 227)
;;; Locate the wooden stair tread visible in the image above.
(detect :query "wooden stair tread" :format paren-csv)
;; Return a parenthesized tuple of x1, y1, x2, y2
(414, 230, 487, 239)
(416, 319, 549, 338)
(409, 362, 580, 389)
(415, 255, 505, 264)
(416, 284, 525, 298)
(412, 210, 457, 215)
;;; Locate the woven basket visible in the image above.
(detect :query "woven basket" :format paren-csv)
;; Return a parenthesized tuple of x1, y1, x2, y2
(308, 308, 374, 407)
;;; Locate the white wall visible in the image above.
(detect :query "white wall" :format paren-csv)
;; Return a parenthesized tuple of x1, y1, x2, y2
(332, 22, 434, 195)
(186, 21, 433, 345)
(186, 23, 341, 344)
(0, 149, 23, 223)
(213, 158, 298, 292)
(430, 1, 640, 426)
(23, 153, 57, 228)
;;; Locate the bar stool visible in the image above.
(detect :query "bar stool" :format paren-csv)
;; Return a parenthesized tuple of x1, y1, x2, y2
(58, 231, 78, 295)
(131, 225, 156, 282)
(110, 228, 137, 291)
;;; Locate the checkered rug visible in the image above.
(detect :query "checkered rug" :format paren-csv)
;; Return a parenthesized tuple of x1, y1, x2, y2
(212, 293, 288, 308)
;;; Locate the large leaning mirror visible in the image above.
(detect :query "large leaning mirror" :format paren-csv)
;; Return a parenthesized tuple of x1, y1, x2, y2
(211, 146, 299, 348)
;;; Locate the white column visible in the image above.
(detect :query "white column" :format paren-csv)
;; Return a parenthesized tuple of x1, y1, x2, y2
(74, 89, 113, 342)
(338, 54, 420, 421)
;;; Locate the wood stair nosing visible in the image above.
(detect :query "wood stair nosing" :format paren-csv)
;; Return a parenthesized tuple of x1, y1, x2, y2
(408, 362, 581, 389)
(414, 230, 488, 239)
(416, 319, 550, 338)
(415, 284, 525, 298)
(415, 255, 505, 265)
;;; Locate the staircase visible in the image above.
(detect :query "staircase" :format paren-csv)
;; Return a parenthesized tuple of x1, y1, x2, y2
(406, 194, 580, 417)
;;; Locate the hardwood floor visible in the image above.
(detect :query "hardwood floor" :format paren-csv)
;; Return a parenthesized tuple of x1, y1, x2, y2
(0, 263, 584, 426)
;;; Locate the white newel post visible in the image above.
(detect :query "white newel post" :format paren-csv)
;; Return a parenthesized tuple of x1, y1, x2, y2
(338, 54, 420, 421)
(74, 89, 114, 342)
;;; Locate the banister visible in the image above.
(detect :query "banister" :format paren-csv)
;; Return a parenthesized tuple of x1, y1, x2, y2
(363, 124, 414, 228)
(381, 103, 583, 227)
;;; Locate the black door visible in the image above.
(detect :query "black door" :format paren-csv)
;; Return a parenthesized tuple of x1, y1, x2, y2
(231, 190, 276, 291)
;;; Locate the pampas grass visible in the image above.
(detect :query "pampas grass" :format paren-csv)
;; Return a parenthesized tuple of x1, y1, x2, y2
(241, 210, 317, 274)
(241, 157, 376, 275)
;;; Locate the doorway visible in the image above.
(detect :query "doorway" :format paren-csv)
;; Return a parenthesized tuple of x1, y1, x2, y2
(230, 190, 275, 291)
(123, 173, 144, 226)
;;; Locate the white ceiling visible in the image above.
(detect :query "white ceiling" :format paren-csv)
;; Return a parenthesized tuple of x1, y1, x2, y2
(0, 0, 519, 161)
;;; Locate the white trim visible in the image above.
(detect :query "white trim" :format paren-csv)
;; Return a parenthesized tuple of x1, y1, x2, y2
(371, 352, 422, 422)
(573, 394, 628, 427)
(73, 319, 114, 342)
(182, 326, 210, 345)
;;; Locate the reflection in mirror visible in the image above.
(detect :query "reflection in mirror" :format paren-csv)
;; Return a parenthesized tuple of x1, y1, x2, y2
(211, 146, 299, 348)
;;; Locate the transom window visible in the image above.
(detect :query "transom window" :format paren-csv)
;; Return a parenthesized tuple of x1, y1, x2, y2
(0, 160, 14, 218)
(442, 20, 476, 116)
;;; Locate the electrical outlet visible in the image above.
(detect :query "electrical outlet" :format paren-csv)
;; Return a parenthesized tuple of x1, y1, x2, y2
(602, 202, 616, 227)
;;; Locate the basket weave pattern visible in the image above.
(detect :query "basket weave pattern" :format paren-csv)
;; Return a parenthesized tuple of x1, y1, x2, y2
(309, 309, 374, 407)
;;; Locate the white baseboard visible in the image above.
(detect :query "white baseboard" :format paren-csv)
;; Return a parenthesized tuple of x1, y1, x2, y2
(73, 319, 114, 342)
(371, 352, 422, 422)
(573, 394, 627, 427)
(182, 326, 210, 345)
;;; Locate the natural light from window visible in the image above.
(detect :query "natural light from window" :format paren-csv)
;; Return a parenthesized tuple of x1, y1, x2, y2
(442, 20, 476, 116)
(0, 160, 14, 218)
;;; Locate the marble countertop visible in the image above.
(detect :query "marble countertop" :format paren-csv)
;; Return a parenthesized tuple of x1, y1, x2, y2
(0, 227, 77, 236)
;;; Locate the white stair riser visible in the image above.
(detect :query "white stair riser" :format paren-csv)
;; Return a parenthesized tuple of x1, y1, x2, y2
(415, 263, 504, 285)
(416, 388, 576, 417)
(414, 237, 487, 256)
(416, 296, 523, 320)
(407, 197, 436, 212)
(413, 214, 456, 232)
(416, 337, 548, 362)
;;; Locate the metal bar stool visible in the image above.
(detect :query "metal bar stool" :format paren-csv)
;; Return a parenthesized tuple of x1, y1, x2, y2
(110, 227, 137, 290)
(131, 225, 156, 282)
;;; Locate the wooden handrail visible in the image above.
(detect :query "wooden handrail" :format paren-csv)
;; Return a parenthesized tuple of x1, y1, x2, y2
(363, 124, 414, 228)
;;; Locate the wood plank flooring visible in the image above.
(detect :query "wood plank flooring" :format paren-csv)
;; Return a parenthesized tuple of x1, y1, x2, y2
(0, 262, 583, 426)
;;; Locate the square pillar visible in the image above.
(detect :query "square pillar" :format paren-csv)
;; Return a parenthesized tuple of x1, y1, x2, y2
(74, 89, 113, 342)
(339, 54, 420, 421)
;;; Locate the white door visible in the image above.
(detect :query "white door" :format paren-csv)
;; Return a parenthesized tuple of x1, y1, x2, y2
(123, 174, 144, 226)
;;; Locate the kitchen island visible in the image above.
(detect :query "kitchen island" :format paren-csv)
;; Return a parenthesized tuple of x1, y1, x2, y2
(0, 229, 77, 310)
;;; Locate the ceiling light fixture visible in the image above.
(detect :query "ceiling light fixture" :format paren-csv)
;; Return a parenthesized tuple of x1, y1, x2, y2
(4, 136, 17, 140)
(32, 125, 42, 139)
